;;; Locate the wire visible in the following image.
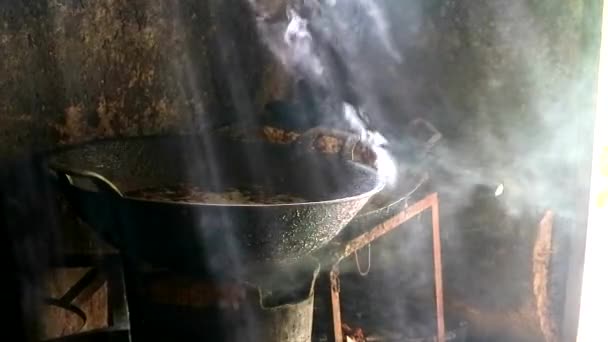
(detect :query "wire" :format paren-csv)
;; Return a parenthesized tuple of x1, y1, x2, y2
(354, 243, 371, 276)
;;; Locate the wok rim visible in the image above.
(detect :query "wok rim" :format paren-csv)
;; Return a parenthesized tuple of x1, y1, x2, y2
(355, 192, 409, 219)
(119, 161, 385, 208)
(48, 134, 386, 208)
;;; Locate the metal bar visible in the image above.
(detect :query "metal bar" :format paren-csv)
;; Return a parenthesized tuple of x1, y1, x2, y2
(49, 254, 130, 336)
(340, 193, 437, 261)
(104, 258, 130, 329)
(58, 268, 104, 306)
(330, 266, 343, 342)
(431, 193, 446, 342)
(45, 267, 104, 336)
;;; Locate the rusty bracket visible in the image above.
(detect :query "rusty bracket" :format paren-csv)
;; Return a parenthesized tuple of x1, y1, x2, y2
(44, 256, 130, 336)
(328, 192, 446, 342)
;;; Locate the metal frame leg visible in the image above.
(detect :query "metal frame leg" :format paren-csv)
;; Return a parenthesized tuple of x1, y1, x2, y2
(104, 256, 130, 329)
(431, 194, 445, 342)
(43, 255, 131, 342)
(330, 265, 342, 342)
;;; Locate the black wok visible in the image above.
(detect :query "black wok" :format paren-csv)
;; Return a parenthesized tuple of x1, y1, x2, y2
(47, 134, 383, 277)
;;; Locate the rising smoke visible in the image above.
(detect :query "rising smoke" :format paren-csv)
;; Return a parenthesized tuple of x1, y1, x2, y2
(249, 0, 593, 219)
(250, 0, 405, 185)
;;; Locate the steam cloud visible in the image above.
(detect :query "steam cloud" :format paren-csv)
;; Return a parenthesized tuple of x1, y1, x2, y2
(247, 0, 593, 221)
(251, 0, 403, 184)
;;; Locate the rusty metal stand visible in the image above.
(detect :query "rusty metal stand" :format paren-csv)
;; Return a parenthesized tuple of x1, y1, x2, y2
(45, 254, 131, 342)
(326, 192, 445, 342)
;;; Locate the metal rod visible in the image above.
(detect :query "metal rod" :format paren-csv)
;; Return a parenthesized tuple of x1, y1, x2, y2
(105, 257, 130, 329)
(431, 193, 446, 342)
(340, 193, 437, 261)
(330, 266, 343, 342)
(60, 268, 103, 305)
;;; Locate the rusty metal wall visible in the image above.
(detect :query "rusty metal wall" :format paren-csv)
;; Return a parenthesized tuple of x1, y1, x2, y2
(0, 0, 590, 157)
(0, 0, 290, 157)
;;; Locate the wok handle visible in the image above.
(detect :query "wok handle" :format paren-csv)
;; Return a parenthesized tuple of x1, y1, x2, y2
(53, 168, 124, 197)
(408, 118, 442, 150)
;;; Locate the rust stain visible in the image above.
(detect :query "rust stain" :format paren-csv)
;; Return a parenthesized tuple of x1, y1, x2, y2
(2, 0, 279, 154)
(55, 105, 91, 144)
(95, 96, 116, 138)
(45, 0, 200, 143)
(532, 210, 557, 342)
